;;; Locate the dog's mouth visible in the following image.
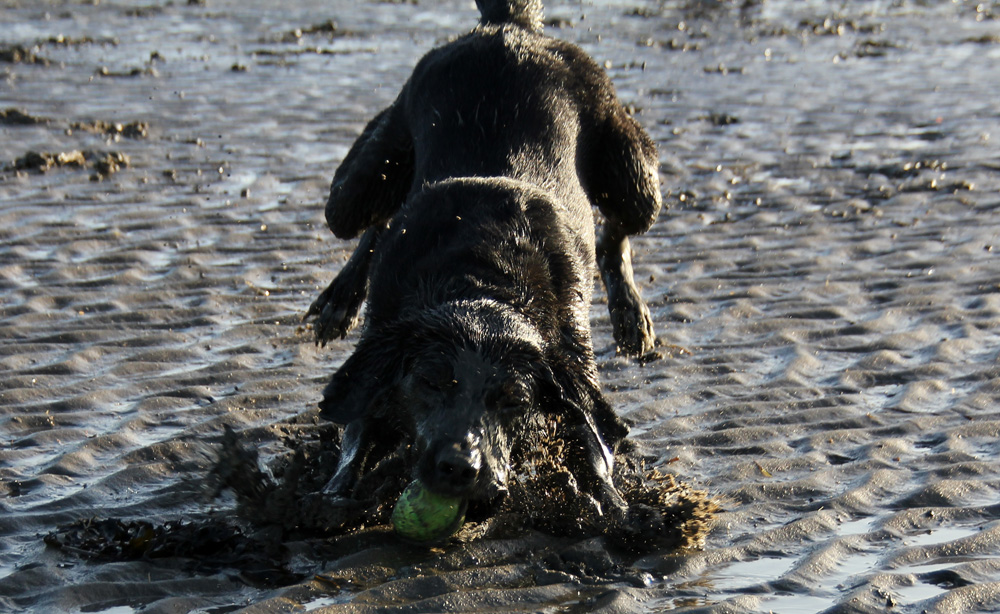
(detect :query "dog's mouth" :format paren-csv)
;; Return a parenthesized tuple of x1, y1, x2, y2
(393, 441, 509, 543)
(415, 439, 508, 502)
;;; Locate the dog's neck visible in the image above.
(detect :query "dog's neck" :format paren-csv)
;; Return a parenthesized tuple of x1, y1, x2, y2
(475, 0, 544, 32)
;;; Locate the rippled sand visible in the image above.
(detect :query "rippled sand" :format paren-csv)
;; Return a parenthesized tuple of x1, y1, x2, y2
(2, 1, 1000, 612)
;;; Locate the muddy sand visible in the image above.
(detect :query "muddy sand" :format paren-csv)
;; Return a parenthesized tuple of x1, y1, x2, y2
(3, 0, 1000, 612)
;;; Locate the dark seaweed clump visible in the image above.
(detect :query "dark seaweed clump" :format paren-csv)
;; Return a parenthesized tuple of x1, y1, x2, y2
(0, 108, 49, 125)
(209, 420, 411, 535)
(499, 417, 717, 552)
(5, 150, 130, 180)
(0, 44, 50, 65)
(44, 517, 299, 587)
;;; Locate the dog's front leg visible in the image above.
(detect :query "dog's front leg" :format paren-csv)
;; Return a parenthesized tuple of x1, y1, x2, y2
(597, 223, 656, 357)
(306, 226, 381, 345)
(322, 418, 371, 498)
(294, 419, 374, 532)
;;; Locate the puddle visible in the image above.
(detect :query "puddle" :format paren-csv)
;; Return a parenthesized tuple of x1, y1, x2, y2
(302, 593, 354, 610)
(893, 580, 949, 605)
(758, 592, 838, 614)
(646, 595, 714, 612)
(703, 556, 797, 591)
(77, 607, 136, 614)
(836, 516, 880, 537)
(902, 525, 982, 548)
(825, 549, 884, 591)
(891, 561, 958, 575)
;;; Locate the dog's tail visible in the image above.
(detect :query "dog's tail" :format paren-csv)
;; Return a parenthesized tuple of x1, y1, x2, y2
(476, 0, 544, 32)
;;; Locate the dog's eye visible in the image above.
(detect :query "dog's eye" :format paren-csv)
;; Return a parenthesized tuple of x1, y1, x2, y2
(415, 372, 456, 392)
(408, 360, 455, 391)
(496, 381, 531, 411)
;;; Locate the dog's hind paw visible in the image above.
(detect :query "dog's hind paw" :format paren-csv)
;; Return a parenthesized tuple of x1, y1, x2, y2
(608, 286, 656, 358)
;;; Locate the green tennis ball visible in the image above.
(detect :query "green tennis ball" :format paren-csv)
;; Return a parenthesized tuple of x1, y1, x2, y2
(391, 480, 466, 543)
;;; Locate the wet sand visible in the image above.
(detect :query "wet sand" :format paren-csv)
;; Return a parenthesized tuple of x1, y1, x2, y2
(2, 1, 1000, 612)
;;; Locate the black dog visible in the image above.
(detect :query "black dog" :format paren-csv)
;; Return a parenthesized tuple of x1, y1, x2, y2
(305, 0, 661, 531)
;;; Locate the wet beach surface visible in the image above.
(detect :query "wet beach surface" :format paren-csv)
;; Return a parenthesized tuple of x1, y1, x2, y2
(3, 0, 1000, 612)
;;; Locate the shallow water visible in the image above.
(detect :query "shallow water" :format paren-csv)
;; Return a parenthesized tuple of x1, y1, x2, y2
(3, 0, 1000, 612)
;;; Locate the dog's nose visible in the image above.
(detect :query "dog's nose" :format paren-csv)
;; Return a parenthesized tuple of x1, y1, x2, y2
(431, 437, 482, 495)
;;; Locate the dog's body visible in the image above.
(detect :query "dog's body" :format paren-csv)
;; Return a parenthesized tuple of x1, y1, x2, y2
(306, 0, 662, 530)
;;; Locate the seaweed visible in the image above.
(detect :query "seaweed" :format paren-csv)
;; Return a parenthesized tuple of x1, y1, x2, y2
(6, 150, 130, 180)
(44, 517, 298, 587)
(209, 417, 717, 553)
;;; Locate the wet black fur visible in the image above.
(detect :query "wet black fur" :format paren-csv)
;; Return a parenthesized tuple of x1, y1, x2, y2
(306, 0, 662, 529)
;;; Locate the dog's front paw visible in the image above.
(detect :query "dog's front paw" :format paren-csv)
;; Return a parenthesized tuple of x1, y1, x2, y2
(305, 275, 366, 345)
(608, 286, 655, 358)
(298, 493, 366, 532)
(609, 503, 664, 552)
(608, 502, 688, 553)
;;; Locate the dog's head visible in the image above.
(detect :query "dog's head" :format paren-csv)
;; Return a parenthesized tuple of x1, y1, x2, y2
(320, 299, 624, 508)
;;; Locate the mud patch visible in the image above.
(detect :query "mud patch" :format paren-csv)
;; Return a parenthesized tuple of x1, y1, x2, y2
(2, 108, 149, 139)
(0, 108, 48, 125)
(209, 414, 716, 555)
(69, 119, 150, 140)
(6, 149, 130, 180)
(94, 65, 158, 78)
(277, 19, 356, 43)
(42, 34, 119, 47)
(0, 43, 50, 65)
(44, 517, 299, 587)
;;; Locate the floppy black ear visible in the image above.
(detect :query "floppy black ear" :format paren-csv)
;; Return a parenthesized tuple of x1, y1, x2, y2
(536, 358, 630, 511)
(318, 327, 405, 425)
(536, 358, 629, 453)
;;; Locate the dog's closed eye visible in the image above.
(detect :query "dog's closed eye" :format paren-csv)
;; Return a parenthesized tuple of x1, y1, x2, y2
(410, 364, 457, 393)
(417, 376, 457, 393)
(488, 377, 534, 413)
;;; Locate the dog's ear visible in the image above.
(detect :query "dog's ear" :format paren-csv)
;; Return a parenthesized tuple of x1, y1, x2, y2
(318, 326, 406, 425)
(535, 358, 629, 453)
(536, 359, 630, 509)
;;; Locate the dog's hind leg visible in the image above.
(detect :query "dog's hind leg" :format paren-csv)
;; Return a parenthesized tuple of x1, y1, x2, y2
(306, 226, 381, 345)
(324, 103, 413, 240)
(597, 225, 656, 357)
(309, 102, 411, 342)
(574, 63, 662, 357)
(588, 109, 662, 357)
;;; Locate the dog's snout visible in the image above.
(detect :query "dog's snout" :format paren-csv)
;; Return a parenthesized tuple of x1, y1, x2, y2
(429, 437, 482, 495)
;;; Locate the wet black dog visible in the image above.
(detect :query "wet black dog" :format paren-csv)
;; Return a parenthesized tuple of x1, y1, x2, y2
(305, 0, 662, 530)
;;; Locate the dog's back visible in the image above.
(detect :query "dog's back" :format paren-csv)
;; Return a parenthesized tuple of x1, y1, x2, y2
(365, 177, 586, 335)
(324, 0, 658, 257)
(402, 26, 587, 207)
